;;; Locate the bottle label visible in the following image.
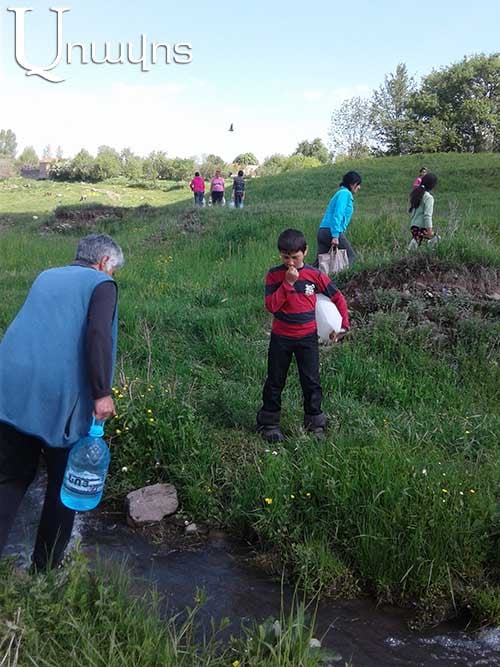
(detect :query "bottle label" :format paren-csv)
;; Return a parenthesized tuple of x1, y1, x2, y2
(63, 470, 104, 496)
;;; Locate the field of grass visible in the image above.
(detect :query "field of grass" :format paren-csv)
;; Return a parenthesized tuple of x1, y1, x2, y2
(0, 153, 499, 635)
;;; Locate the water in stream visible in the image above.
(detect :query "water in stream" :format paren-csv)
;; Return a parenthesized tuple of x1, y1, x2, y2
(5, 473, 500, 667)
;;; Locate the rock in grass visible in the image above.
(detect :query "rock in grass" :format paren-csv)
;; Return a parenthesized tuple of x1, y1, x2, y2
(126, 483, 178, 526)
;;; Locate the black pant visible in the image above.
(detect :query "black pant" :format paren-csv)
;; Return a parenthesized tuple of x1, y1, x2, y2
(261, 332, 322, 416)
(0, 422, 75, 570)
(316, 228, 356, 265)
(234, 193, 244, 208)
(211, 191, 224, 204)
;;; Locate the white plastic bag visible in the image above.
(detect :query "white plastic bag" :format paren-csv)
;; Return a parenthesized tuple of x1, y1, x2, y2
(315, 294, 342, 343)
(318, 248, 349, 275)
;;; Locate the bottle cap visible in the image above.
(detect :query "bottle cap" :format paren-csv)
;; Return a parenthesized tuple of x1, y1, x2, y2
(89, 416, 105, 437)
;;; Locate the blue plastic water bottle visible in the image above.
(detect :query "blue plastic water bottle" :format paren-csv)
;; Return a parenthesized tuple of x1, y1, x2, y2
(60, 418, 110, 511)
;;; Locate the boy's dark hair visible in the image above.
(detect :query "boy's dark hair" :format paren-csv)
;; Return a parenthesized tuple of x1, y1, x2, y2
(277, 228, 307, 253)
(238, 170, 244, 177)
(195, 171, 200, 176)
(409, 172, 438, 211)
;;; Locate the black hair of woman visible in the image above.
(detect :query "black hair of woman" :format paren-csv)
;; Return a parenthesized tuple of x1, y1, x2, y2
(409, 172, 438, 212)
(340, 171, 362, 189)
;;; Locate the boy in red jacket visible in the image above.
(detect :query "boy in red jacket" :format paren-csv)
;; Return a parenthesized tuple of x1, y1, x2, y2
(256, 228, 349, 443)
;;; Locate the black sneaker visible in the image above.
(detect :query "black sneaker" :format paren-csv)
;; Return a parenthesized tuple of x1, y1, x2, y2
(258, 425, 285, 443)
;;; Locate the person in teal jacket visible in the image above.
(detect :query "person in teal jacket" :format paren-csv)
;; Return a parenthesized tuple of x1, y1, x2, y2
(0, 234, 124, 570)
(316, 171, 362, 266)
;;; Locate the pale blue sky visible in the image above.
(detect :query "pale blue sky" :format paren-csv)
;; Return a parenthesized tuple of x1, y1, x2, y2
(1, 0, 499, 161)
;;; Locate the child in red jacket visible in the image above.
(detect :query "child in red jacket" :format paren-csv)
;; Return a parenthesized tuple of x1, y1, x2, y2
(256, 228, 349, 443)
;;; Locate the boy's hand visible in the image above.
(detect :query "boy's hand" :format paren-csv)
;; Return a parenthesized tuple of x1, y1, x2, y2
(329, 327, 348, 343)
(285, 266, 299, 285)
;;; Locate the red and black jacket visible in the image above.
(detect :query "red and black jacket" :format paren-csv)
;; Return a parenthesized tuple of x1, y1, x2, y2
(265, 264, 349, 338)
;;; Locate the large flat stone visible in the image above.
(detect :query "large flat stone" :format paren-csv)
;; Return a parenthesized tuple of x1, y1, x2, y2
(126, 483, 178, 526)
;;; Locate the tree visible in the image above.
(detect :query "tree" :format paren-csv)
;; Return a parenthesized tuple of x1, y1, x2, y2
(371, 63, 415, 155)
(293, 138, 329, 164)
(410, 53, 500, 152)
(17, 146, 39, 167)
(283, 155, 322, 171)
(56, 146, 64, 160)
(70, 149, 95, 181)
(233, 152, 259, 165)
(164, 157, 196, 181)
(258, 154, 287, 176)
(91, 145, 121, 180)
(120, 148, 143, 180)
(0, 129, 17, 159)
(199, 154, 227, 179)
(328, 97, 374, 159)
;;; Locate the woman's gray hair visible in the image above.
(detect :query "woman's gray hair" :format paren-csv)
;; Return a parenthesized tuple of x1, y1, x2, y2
(75, 234, 125, 269)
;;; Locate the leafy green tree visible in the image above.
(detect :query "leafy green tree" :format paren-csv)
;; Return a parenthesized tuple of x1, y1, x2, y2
(42, 145, 52, 160)
(56, 145, 64, 160)
(70, 149, 95, 181)
(120, 148, 143, 180)
(0, 129, 17, 159)
(199, 154, 227, 178)
(17, 146, 39, 167)
(141, 151, 170, 180)
(371, 63, 415, 155)
(283, 154, 321, 171)
(233, 152, 259, 165)
(328, 97, 374, 159)
(258, 154, 287, 176)
(410, 53, 500, 152)
(91, 145, 121, 180)
(293, 138, 329, 164)
(165, 157, 196, 181)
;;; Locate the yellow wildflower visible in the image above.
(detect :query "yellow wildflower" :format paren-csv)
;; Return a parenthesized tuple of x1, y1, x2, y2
(147, 409, 153, 414)
(306, 492, 311, 497)
(290, 494, 295, 499)
(232, 661, 240, 667)
(442, 489, 448, 494)
(469, 489, 476, 494)
(149, 418, 155, 423)
(115, 429, 122, 435)
(264, 497, 273, 505)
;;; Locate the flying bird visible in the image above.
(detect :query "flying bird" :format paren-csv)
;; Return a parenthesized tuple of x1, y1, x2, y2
(228, 123, 234, 132)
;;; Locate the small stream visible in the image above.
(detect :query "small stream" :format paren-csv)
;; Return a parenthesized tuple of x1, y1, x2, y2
(5, 472, 500, 667)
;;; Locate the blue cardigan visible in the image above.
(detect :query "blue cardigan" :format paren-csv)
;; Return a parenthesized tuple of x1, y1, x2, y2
(0, 265, 117, 447)
(319, 187, 354, 237)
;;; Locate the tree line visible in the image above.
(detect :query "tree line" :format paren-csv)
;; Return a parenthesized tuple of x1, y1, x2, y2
(1, 53, 498, 182)
(329, 54, 500, 158)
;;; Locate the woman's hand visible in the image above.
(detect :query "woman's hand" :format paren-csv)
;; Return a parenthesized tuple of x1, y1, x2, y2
(94, 396, 116, 421)
(330, 237, 339, 247)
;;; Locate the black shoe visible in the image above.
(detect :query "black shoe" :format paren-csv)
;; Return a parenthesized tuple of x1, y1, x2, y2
(257, 424, 285, 443)
(304, 413, 327, 440)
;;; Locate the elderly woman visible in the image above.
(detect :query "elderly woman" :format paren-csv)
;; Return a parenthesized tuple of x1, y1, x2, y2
(316, 171, 362, 266)
(0, 234, 124, 570)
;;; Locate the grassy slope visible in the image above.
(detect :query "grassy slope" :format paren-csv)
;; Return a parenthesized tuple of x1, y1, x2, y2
(0, 153, 499, 624)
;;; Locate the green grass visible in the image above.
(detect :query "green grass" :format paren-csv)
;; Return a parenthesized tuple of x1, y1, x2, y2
(0, 152, 499, 629)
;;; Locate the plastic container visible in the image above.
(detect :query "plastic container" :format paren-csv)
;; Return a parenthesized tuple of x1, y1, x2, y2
(60, 418, 110, 511)
(315, 294, 342, 343)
